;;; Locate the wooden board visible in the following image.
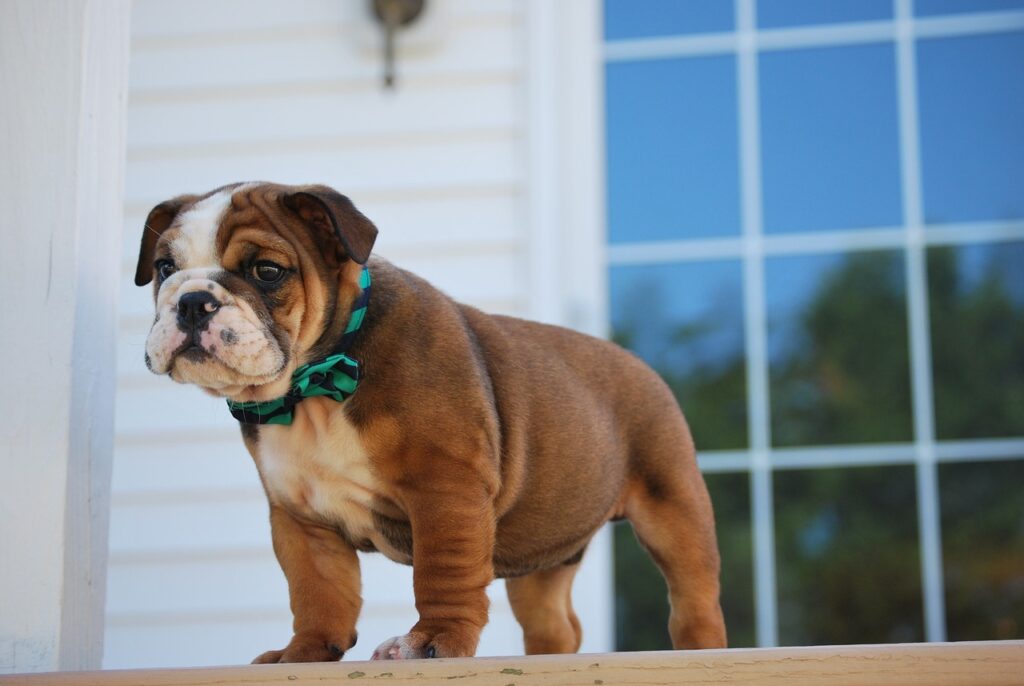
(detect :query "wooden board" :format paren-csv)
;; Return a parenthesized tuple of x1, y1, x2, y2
(7, 641, 1024, 686)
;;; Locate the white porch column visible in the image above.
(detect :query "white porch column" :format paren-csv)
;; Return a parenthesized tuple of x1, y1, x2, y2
(0, 0, 130, 673)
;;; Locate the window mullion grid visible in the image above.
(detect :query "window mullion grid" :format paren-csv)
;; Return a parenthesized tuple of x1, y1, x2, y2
(606, 221, 1024, 267)
(737, 0, 778, 649)
(896, 0, 947, 643)
(604, 10, 1024, 62)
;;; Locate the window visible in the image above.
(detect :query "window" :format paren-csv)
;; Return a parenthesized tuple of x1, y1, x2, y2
(605, 0, 1024, 648)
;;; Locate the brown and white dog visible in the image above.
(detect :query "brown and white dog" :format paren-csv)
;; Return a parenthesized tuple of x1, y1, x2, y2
(136, 182, 727, 662)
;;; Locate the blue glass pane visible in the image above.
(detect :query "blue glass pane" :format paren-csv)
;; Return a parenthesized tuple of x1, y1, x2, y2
(775, 466, 924, 645)
(918, 32, 1024, 224)
(604, 0, 734, 40)
(606, 56, 741, 242)
(610, 260, 747, 450)
(758, 0, 891, 28)
(928, 241, 1024, 439)
(766, 251, 913, 446)
(760, 43, 903, 233)
(917, 0, 1024, 16)
(941, 459, 1024, 641)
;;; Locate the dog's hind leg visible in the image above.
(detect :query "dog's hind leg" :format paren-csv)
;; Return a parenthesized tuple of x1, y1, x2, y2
(506, 561, 583, 654)
(624, 449, 728, 649)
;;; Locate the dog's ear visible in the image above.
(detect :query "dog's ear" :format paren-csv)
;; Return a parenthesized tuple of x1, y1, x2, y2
(134, 195, 199, 286)
(282, 186, 378, 265)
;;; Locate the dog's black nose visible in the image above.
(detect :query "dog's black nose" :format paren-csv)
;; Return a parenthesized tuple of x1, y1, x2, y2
(177, 290, 220, 331)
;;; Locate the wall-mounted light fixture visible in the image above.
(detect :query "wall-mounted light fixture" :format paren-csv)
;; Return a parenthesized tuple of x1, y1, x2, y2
(370, 0, 426, 89)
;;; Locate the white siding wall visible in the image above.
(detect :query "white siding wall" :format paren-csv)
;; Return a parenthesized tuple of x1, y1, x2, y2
(106, 0, 609, 668)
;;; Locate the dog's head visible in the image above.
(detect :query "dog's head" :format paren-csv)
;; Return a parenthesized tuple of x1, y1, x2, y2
(135, 182, 377, 402)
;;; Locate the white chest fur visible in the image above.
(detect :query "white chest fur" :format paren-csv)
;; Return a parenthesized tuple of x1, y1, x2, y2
(254, 405, 409, 562)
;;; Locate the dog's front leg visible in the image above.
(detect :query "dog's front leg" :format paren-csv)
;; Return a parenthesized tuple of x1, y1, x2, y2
(253, 505, 362, 663)
(372, 466, 495, 660)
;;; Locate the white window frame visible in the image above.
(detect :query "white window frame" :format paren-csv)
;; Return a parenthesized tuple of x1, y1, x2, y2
(603, 0, 1024, 647)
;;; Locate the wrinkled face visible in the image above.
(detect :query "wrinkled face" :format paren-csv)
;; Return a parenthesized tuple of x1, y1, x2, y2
(138, 183, 376, 403)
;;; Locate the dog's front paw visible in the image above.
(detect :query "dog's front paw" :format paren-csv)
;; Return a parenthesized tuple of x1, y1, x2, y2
(252, 632, 354, 663)
(370, 634, 426, 660)
(370, 626, 478, 660)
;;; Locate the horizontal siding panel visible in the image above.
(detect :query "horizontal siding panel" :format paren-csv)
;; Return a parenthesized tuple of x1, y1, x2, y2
(129, 22, 518, 95)
(106, 557, 286, 616)
(108, 498, 272, 554)
(107, 555, 418, 617)
(104, 617, 290, 668)
(392, 250, 523, 303)
(117, 321, 149, 379)
(127, 81, 518, 149)
(360, 191, 522, 249)
(116, 383, 240, 434)
(124, 137, 519, 207)
(106, 535, 514, 616)
(111, 440, 257, 495)
(131, 0, 350, 39)
(131, 0, 517, 40)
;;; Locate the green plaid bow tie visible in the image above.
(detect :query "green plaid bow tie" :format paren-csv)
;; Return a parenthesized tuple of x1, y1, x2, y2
(226, 267, 370, 426)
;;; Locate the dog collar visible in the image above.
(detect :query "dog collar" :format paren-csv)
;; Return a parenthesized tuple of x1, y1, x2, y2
(226, 266, 371, 426)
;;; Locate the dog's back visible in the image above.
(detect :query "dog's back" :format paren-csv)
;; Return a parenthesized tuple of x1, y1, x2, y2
(455, 290, 700, 576)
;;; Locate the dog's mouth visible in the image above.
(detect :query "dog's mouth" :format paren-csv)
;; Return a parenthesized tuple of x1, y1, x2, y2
(147, 302, 290, 399)
(168, 338, 219, 381)
(176, 343, 210, 362)
(168, 328, 212, 362)
(165, 334, 290, 400)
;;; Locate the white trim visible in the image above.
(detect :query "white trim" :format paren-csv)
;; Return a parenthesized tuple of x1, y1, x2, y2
(525, 0, 612, 654)
(608, 221, 1024, 265)
(772, 443, 917, 469)
(896, 0, 947, 644)
(698, 452, 753, 473)
(0, 0, 131, 672)
(761, 226, 907, 254)
(735, 0, 778, 649)
(605, 31, 736, 62)
(923, 220, 1024, 245)
(604, 9, 1024, 62)
(558, 0, 608, 340)
(935, 438, 1024, 462)
(526, 0, 608, 336)
(749, 464, 777, 647)
(697, 437, 1024, 472)
(609, 237, 744, 264)
(915, 10, 1024, 39)
(525, 0, 562, 326)
(756, 20, 894, 51)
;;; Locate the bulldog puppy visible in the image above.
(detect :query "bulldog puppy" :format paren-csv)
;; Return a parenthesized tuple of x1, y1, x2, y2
(136, 182, 727, 662)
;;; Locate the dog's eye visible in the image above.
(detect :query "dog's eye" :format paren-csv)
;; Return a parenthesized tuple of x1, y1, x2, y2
(252, 261, 285, 284)
(155, 259, 176, 281)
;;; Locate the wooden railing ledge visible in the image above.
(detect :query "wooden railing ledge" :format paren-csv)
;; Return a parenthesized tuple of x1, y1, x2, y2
(3, 640, 1022, 686)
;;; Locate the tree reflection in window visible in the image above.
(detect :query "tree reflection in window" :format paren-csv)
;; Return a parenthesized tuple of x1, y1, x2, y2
(929, 243, 1024, 440)
(610, 261, 747, 452)
(767, 251, 913, 447)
